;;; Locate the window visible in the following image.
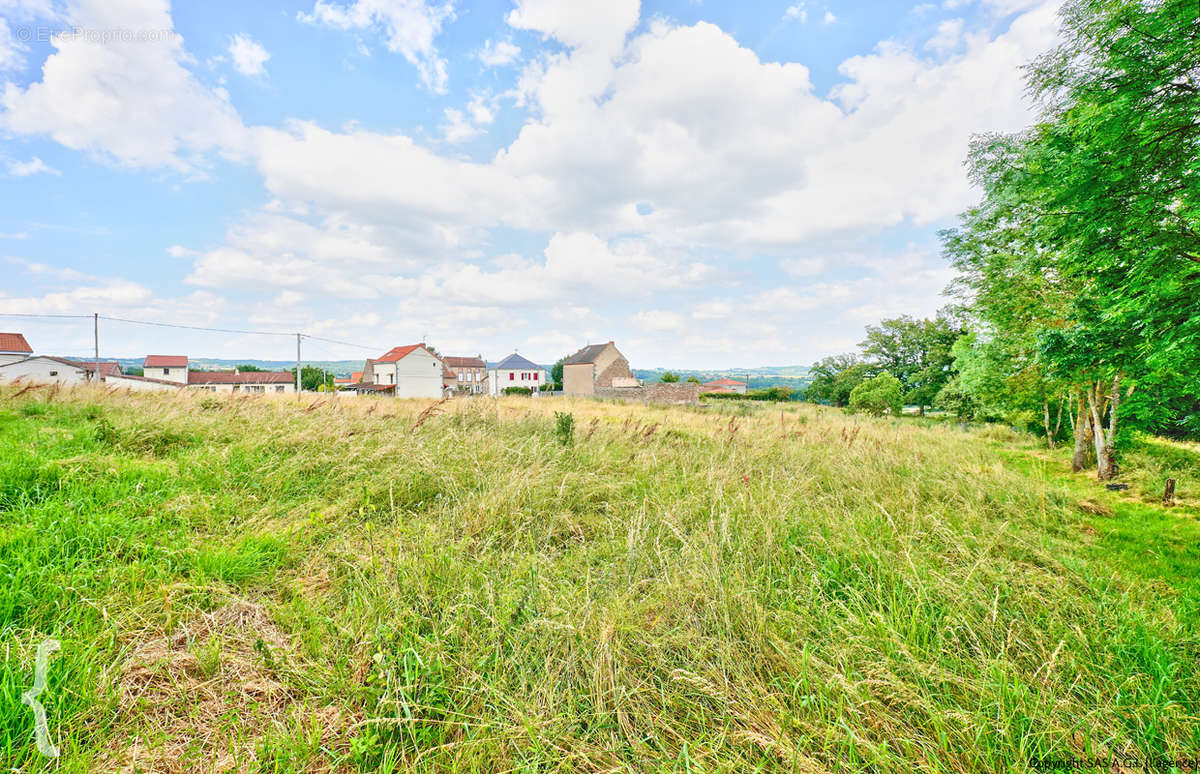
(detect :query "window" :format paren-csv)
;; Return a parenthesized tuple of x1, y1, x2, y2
(163, 368, 170, 375)
(533, 373, 538, 381)
(509, 372, 514, 381)
(276, 386, 285, 392)
(49, 370, 58, 376)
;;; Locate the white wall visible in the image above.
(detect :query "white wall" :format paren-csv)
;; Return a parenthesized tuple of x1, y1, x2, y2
(0, 353, 29, 367)
(187, 382, 295, 394)
(488, 368, 549, 396)
(0, 357, 90, 384)
(103, 375, 179, 392)
(393, 348, 444, 398)
(143, 365, 188, 384)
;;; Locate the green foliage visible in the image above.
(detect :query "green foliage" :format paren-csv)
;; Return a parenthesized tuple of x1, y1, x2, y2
(235, 364, 266, 372)
(806, 354, 876, 407)
(287, 365, 333, 391)
(703, 386, 793, 402)
(502, 386, 532, 396)
(551, 358, 565, 385)
(554, 412, 575, 447)
(860, 313, 963, 412)
(659, 371, 680, 383)
(849, 372, 903, 417)
(685, 376, 701, 384)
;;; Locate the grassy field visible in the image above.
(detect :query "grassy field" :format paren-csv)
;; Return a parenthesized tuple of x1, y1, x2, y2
(1, 385, 1198, 772)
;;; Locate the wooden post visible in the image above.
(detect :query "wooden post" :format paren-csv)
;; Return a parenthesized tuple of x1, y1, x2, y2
(1163, 478, 1176, 507)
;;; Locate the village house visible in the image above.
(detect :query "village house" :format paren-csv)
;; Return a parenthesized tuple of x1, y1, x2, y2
(488, 353, 549, 396)
(702, 378, 748, 394)
(562, 341, 638, 396)
(358, 344, 444, 398)
(0, 332, 33, 366)
(186, 370, 295, 393)
(444, 356, 487, 394)
(142, 355, 189, 384)
(0, 355, 95, 384)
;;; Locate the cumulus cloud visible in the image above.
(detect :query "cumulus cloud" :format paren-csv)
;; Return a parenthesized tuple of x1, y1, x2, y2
(7, 156, 59, 176)
(476, 38, 519, 67)
(228, 33, 270, 76)
(298, 0, 454, 92)
(1, 0, 249, 171)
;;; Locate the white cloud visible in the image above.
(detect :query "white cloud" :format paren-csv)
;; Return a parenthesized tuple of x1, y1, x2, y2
(784, 3, 807, 22)
(299, 0, 454, 92)
(228, 33, 270, 76)
(823, 10, 836, 23)
(634, 309, 686, 333)
(506, 0, 639, 55)
(0, 18, 27, 71)
(925, 18, 965, 54)
(7, 156, 59, 176)
(476, 38, 519, 67)
(441, 107, 480, 143)
(1, 0, 249, 171)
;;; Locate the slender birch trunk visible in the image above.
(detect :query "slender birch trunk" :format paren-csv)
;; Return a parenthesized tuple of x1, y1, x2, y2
(1071, 389, 1093, 473)
(1042, 400, 1055, 450)
(1086, 378, 1119, 480)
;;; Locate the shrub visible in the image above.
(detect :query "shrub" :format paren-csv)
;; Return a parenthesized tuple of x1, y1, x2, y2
(849, 372, 903, 416)
(503, 386, 533, 396)
(660, 372, 680, 383)
(554, 412, 575, 446)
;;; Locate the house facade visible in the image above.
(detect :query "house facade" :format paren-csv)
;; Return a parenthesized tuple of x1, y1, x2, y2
(444, 356, 487, 394)
(562, 341, 638, 395)
(187, 370, 295, 393)
(0, 355, 92, 384)
(0, 332, 33, 366)
(488, 353, 548, 396)
(143, 355, 189, 384)
(361, 345, 444, 398)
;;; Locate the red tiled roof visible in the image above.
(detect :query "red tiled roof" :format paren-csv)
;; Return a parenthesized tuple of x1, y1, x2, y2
(187, 370, 293, 385)
(444, 356, 485, 369)
(703, 378, 746, 387)
(75, 361, 123, 377)
(373, 344, 429, 363)
(702, 386, 737, 394)
(350, 371, 363, 382)
(0, 332, 33, 354)
(144, 355, 188, 368)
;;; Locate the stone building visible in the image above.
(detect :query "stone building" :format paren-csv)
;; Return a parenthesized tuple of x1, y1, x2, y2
(562, 341, 638, 395)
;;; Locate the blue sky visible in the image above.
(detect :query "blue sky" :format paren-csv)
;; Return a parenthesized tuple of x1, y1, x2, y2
(0, 0, 1060, 368)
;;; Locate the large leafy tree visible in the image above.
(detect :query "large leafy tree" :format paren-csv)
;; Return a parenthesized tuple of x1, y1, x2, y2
(941, 0, 1200, 477)
(860, 313, 963, 414)
(806, 354, 877, 407)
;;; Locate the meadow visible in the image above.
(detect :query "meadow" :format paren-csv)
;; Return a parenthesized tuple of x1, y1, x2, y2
(1, 385, 1198, 772)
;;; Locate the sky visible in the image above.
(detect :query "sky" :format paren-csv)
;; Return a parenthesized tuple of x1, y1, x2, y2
(0, 0, 1061, 369)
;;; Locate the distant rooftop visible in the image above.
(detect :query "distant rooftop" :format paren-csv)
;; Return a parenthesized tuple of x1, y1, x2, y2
(0, 332, 33, 354)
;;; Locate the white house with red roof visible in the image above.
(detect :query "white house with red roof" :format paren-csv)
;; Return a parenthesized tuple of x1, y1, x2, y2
(0, 332, 33, 366)
(143, 355, 189, 384)
(487, 353, 549, 396)
(360, 344, 444, 398)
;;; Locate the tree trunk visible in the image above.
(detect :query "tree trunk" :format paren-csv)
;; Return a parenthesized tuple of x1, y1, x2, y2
(1071, 390, 1093, 473)
(1042, 400, 1055, 450)
(1086, 379, 1118, 481)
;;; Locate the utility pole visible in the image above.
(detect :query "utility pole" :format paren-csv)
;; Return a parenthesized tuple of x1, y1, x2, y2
(295, 333, 302, 397)
(93, 313, 99, 382)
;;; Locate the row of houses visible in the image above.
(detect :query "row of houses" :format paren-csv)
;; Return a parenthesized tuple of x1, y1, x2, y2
(0, 334, 296, 392)
(0, 333, 728, 402)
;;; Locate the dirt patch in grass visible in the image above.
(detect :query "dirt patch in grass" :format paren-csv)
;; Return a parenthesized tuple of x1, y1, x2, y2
(104, 600, 351, 773)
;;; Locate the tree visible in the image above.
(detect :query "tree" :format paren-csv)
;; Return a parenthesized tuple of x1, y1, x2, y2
(236, 364, 266, 372)
(860, 313, 963, 415)
(849, 373, 903, 417)
(551, 358, 565, 385)
(685, 376, 701, 384)
(288, 365, 333, 392)
(806, 354, 877, 407)
(660, 372, 680, 383)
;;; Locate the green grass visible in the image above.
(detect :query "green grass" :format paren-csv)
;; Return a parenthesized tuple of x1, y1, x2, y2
(0, 386, 1198, 772)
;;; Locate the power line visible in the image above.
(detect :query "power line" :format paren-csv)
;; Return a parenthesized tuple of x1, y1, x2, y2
(299, 333, 388, 352)
(99, 315, 295, 338)
(0, 312, 93, 319)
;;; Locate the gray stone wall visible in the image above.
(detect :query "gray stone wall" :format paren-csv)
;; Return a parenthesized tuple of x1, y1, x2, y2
(594, 382, 700, 406)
